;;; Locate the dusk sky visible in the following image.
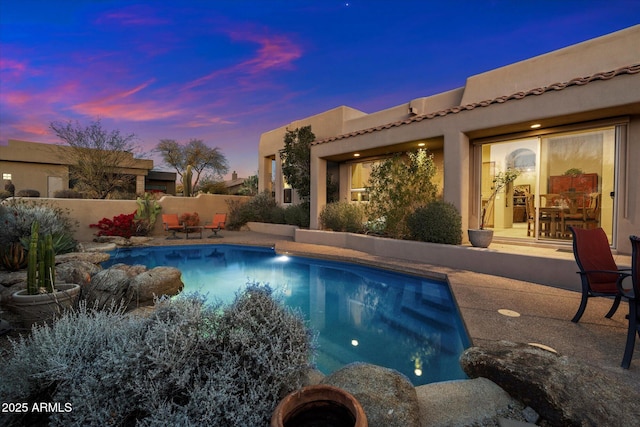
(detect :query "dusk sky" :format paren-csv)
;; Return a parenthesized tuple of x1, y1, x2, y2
(1, 1, 639, 179)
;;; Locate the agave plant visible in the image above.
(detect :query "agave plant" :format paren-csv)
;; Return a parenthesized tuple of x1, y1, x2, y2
(0, 242, 28, 271)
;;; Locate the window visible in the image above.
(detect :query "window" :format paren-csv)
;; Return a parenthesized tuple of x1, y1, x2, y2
(350, 161, 377, 201)
(2, 173, 11, 180)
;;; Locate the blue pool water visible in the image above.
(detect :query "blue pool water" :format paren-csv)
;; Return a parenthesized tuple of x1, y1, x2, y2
(104, 244, 470, 385)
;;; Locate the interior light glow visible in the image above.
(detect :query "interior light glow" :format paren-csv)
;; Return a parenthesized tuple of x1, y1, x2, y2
(351, 339, 359, 347)
(530, 123, 541, 129)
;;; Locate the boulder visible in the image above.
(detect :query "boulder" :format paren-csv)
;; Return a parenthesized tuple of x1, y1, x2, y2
(85, 268, 132, 310)
(55, 252, 111, 264)
(460, 341, 640, 427)
(322, 363, 420, 427)
(126, 266, 183, 309)
(415, 377, 525, 427)
(56, 260, 102, 289)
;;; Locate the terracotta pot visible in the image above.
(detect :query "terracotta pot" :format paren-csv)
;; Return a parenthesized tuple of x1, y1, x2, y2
(271, 384, 367, 427)
(11, 283, 81, 328)
(468, 229, 494, 248)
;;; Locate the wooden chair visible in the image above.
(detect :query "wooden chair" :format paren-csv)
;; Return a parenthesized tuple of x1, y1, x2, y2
(583, 193, 601, 229)
(560, 192, 589, 238)
(569, 226, 631, 323)
(619, 235, 639, 369)
(162, 214, 183, 240)
(524, 192, 536, 237)
(203, 213, 226, 238)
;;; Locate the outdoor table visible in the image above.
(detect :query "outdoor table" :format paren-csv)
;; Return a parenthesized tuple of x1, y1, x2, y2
(184, 225, 203, 239)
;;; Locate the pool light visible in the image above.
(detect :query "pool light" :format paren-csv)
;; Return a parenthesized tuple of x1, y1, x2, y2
(351, 339, 359, 347)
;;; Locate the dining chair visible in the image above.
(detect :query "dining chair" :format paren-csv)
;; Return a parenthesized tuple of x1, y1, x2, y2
(619, 235, 639, 369)
(569, 226, 631, 323)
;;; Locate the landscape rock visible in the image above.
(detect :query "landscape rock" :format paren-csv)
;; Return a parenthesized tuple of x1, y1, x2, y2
(322, 362, 421, 427)
(86, 268, 132, 310)
(93, 236, 152, 246)
(55, 251, 111, 264)
(460, 341, 640, 427)
(56, 260, 102, 289)
(126, 266, 183, 309)
(415, 377, 525, 427)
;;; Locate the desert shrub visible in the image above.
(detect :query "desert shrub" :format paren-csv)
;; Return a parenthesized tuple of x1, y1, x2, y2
(284, 202, 310, 227)
(0, 286, 315, 427)
(366, 149, 438, 238)
(407, 200, 462, 245)
(0, 190, 12, 200)
(319, 202, 364, 233)
(0, 200, 77, 252)
(179, 212, 200, 226)
(53, 189, 85, 198)
(16, 189, 40, 197)
(226, 192, 277, 230)
(90, 212, 139, 238)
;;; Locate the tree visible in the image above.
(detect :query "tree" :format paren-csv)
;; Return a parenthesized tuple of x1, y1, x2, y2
(156, 139, 229, 195)
(239, 175, 259, 196)
(365, 149, 439, 238)
(50, 119, 138, 199)
(280, 126, 314, 203)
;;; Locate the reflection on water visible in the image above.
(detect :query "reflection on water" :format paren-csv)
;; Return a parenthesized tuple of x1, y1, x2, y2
(104, 244, 470, 385)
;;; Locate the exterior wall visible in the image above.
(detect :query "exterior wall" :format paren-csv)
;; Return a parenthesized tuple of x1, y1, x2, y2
(4, 194, 249, 242)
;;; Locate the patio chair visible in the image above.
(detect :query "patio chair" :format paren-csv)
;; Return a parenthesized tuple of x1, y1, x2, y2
(569, 226, 631, 323)
(203, 213, 226, 238)
(162, 213, 183, 240)
(619, 235, 639, 369)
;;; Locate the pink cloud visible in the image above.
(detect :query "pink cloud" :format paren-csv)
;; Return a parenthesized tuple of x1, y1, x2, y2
(96, 5, 170, 27)
(185, 29, 302, 90)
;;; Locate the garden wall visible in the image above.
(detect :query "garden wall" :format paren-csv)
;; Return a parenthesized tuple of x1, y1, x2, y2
(12, 194, 249, 242)
(294, 229, 584, 292)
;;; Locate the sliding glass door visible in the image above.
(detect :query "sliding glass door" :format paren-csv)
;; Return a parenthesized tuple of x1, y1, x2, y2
(480, 126, 616, 243)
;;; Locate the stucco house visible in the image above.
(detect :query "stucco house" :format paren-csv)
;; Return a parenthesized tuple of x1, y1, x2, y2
(259, 25, 640, 254)
(0, 139, 175, 197)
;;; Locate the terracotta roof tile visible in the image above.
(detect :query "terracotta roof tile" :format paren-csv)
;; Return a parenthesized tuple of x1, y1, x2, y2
(312, 64, 640, 146)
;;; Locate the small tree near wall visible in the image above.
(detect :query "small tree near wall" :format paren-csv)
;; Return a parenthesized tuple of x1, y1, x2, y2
(365, 149, 438, 238)
(280, 126, 314, 203)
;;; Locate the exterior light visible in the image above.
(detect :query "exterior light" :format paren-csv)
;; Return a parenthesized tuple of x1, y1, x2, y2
(530, 123, 541, 129)
(353, 153, 360, 157)
(418, 143, 425, 147)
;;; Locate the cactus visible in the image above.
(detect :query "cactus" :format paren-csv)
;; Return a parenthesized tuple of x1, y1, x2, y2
(26, 222, 39, 295)
(25, 220, 57, 295)
(184, 165, 193, 197)
(134, 192, 162, 233)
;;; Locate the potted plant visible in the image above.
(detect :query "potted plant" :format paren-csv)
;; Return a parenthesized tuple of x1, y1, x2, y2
(468, 168, 520, 248)
(271, 384, 368, 427)
(11, 221, 80, 328)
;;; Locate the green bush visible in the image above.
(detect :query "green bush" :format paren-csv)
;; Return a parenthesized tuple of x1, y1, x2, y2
(284, 203, 310, 227)
(16, 189, 40, 197)
(320, 202, 364, 233)
(53, 189, 85, 198)
(0, 286, 315, 426)
(407, 201, 462, 245)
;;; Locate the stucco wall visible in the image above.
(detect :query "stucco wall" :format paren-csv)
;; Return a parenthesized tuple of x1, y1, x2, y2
(6, 194, 250, 242)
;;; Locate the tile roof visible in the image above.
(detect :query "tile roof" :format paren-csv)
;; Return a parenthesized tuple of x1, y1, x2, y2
(312, 64, 640, 146)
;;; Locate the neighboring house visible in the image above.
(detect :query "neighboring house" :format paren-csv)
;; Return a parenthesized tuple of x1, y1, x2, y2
(259, 25, 640, 254)
(224, 171, 247, 195)
(0, 139, 169, 197)
(145, 170, 177, 195)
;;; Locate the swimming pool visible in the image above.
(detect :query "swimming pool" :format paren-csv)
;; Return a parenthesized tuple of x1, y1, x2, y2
(104, 244, 470, 386)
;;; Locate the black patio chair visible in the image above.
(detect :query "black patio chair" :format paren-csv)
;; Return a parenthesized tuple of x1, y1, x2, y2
(569, 226, 631, 323)
(619, 235, 640, 369)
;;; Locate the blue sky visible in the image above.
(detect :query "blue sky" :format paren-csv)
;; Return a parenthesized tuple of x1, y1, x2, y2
(1, 1, 639, 178)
